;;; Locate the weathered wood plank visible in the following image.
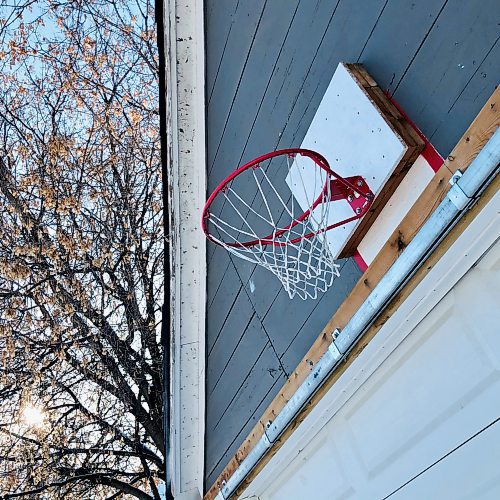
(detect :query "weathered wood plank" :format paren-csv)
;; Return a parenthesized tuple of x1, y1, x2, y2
(352, 64, 424, 147)
(359, 0, 448, 93)
(205, 0, 239, 101)
(206, 245, 231, 308)
(391, 0, 500, 155)
(206, 0, 267, 170)
(206, 314, 270, 430)
(206, 262, 242, 355)
(234, 0, 345, 165)
(205, 339, 285, 485)
(208, 0, 301, 184)
(205, 373, 285, 490)
(442, 87, 499, 173)
(207, 291, 256, 395)
(430, 41, 500, 157)
(204, 86, 499, 500)
(279, 0, 388, 149)
(240, 264, 283, 320)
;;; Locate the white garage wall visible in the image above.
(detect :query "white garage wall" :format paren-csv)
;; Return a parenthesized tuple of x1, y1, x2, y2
(242, 190, 500, 500)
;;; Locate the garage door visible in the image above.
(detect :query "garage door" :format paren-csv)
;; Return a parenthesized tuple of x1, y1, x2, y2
(248, 195, 500, 500)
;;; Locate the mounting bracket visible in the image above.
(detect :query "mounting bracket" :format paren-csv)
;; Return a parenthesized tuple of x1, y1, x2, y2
(330, 175, 374, 215)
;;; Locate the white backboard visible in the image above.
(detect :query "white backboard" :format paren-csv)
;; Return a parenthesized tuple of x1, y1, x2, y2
(286, 62, 408, 258)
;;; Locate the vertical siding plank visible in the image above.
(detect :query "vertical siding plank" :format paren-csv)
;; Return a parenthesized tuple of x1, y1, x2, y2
(206, 316, 270, 430)
(429, 39, 500, 155)
(205, 341, 285, 482)
(207, 291, 255, 394)
(205, 0, 240, 100)
(207, 0, 267, 168)
(206, 262, 242, 354)
(209, 0, 301, 185)
(276, 0, 388, 149)
(359, 0, 449, 92)
(204, 374, 285, 489)
(392, 0, 500, 154)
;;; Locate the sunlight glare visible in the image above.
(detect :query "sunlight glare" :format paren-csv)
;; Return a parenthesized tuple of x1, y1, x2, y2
(23, 405, 45, 427)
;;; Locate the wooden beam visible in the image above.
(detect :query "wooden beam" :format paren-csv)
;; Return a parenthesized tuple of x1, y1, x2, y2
(204, 86, 499, 500)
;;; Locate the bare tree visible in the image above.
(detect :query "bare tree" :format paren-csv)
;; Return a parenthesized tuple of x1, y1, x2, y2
(0, 1, 165, 497)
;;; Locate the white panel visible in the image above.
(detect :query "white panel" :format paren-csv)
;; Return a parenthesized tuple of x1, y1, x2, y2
(264, 436, 354, 500)
(357, 155, 434, 265)
(286, 62, 407, 257)
(344, 291, 500, 478)
(390, 419, 500, 500)
(245, 192, 500, 500)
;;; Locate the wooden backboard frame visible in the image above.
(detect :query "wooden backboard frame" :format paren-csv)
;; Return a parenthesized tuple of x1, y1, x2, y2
(338, 63, 425, 258)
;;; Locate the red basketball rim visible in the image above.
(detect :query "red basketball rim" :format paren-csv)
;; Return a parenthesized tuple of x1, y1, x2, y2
(202, 148, 372, 248)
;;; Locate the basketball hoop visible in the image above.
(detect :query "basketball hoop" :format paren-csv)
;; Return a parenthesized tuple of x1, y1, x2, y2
(202, 148, 374, 299)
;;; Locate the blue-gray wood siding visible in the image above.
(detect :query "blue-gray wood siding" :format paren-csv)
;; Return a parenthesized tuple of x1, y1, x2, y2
(204, 0, 500, 489)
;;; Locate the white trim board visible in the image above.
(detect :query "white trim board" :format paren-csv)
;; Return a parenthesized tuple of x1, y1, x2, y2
(165, 0, 206, 497)
(241, 188, 500, 498)
(357, 154, 435, 266)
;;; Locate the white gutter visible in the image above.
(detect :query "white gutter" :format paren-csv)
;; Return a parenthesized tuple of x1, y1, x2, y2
(216, 129, 500, 499)
(165, 0, 206, 498)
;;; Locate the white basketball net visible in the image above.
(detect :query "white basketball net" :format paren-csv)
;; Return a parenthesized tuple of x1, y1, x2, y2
(205, 153, 341, 300)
